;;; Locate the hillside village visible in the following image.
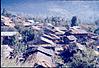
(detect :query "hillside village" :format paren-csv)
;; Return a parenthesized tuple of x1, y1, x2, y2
(1, 9, 99, 67)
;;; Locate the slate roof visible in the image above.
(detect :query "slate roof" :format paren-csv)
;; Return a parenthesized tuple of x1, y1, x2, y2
(54, 27, 65, 34)
(75, 42, 86, 51)
(1, 32, 18, 36)
(70, 26, 88, 34)
(67, 35, 77, 41)
(1, 26, 17, 32)
(36, 52, 54, 67)
(32, 26, 41, 30)
(40, 36, 55, 45)
(37, 46, 54, 56)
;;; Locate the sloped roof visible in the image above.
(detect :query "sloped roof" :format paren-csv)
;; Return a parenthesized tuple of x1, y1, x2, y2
(45, 27, 55, 32)
(55, 46, 63, 51)
(28, 20, 35, 23)
(97, 46, 99, 48)
(23, 22, 33, 26)
(1, 45, 14, 52)
(46, 23, 54, 27)
(1, 32, 18, 36)
(1, 16, 15, 27)
(32, 26, 41, 30)
(26, 46, 55, 67)
(54, 27, 65, 34)
(1, 26, 17, 31)
(94, 50, 99, 56)
(36, 52, 54, 67)
(70, 26, 88, 34)
(43, 34, 55, 40)
(55, 27, 67, 31)
(1, 45, 14, 58)
(40, 36, 55, 45)
(55, 31, 64, 35)
(49, 33, 60, 39)
(37, 46, 54, 56)
(76, 42, 86, 51)
(38, 44, 53, 47)
(67, 35, 77, 41)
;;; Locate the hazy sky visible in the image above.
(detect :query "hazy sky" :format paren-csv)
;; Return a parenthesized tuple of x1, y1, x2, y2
(1, 0, 99, 23)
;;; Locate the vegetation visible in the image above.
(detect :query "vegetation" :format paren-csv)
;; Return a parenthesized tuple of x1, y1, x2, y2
(94, 28, 99, 35)
(14, 25, 43, 55)
(71, 16, 78, 27)
(1, 9, 99, 67)
(61, 48, 99, 68)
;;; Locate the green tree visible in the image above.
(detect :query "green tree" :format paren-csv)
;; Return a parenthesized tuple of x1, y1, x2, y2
(64, 48, 99, 68)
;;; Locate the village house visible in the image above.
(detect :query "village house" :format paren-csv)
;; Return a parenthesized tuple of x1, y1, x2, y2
(21, 46, 55, 67)
(66, 35, 77, 42)
(40, 36, 55, 46)
(1, 15, 15, 27)
(1, 45, 14, 59)
(1, 26, 19, 45)
(70, 26, 88, 35)
(23, 21, 33, 26)
(36, 47, 55, 67)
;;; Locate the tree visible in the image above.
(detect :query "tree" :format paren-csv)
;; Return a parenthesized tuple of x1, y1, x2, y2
(2, 8, 12, 17)
(94, 28, 99, 35)
(2, 8, 7, 16)
(95, 20, 99, 27)
(2, 36, 16, 46)
(14, 26, 34, 55)
(71, 16, 77, 27)
(63, 48, 99, 68)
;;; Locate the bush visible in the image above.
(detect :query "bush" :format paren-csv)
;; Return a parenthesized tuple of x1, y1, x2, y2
(64, 48, 99, 68)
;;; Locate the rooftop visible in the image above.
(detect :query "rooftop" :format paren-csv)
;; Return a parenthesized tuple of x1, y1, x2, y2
(40, 36, 55, 45)
(67, 35, 77, 41)
(37, 46, 54, 56)
(1, 32, 18, 36)
(70, 26, 88, 34)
